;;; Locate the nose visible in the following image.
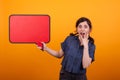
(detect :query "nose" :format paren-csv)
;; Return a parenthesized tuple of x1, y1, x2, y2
(81, 27, 85, 31)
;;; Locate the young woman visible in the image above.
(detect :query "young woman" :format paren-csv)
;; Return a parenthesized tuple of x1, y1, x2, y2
(37, 17, 96, 80)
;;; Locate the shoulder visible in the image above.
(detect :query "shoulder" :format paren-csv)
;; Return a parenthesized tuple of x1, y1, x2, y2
(65, 35, 77, 41)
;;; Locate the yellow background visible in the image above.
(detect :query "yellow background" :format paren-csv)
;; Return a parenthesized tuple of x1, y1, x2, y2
(0, 0, 120, 80)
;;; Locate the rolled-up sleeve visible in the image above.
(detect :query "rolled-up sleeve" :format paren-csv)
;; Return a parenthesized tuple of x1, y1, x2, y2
(61, 36, 70, 52)
(61, 42, 66, 52)
(89, 44, 96, 62)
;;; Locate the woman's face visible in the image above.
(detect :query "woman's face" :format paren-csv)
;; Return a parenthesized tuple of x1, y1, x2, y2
(76, 21, 91, 38)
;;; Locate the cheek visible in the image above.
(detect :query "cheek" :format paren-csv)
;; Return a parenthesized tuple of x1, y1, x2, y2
(88, 30, 91, 34)
(85, 29, 90, 33)
(76, 28, 81, 33)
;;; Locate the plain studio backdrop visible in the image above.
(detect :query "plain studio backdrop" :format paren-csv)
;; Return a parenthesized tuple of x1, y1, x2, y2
(0, 0, 120, 80)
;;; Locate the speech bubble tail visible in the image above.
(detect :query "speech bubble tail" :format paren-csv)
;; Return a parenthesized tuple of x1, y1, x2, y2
(36, 42, 44, 51)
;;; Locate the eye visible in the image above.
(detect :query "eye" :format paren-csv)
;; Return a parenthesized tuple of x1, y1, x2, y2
(78, 25, 82, 28)
(84, 25, 88, 28)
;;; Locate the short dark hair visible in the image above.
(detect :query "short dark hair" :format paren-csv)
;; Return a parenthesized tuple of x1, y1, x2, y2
(76, 17, 92, 29)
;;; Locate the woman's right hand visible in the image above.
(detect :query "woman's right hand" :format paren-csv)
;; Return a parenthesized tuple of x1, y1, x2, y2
(37, 42, 64, 58)
(37, 42, 47, 51)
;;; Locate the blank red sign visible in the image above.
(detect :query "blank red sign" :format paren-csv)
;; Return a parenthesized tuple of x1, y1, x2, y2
(9, 15, 50, 46)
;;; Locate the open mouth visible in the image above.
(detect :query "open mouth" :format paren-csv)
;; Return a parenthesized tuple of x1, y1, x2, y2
(80, 33, 85, 38)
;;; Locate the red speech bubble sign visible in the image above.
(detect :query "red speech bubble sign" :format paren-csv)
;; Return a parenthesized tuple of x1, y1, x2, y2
(9, 15, 50, 48)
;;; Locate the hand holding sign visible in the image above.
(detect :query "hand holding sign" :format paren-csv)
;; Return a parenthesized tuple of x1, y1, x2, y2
(9, 15, 50, 50)
(37, 42, 47, 51)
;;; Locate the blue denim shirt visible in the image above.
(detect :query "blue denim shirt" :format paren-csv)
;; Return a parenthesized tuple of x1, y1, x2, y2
(61, 35, 95, 74)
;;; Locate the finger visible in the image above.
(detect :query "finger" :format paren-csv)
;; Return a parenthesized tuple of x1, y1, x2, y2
(86, 33, 89, 39)
(41, 42, 45, 46)
(85, 32, 89, 39)
(37, 46, 42, 50)
(84, 32, 88, 39)
(41, 42, 47, 51)
(36, 44, 41, 48)
(36, 42, 44, 51)
(79, 34, 83, 40)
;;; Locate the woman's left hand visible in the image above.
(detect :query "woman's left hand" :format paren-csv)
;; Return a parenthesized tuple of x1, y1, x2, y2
(79, 32, 89, 47)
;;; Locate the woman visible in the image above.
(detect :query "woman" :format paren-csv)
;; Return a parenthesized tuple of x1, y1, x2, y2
(37, 17, 96, 80)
